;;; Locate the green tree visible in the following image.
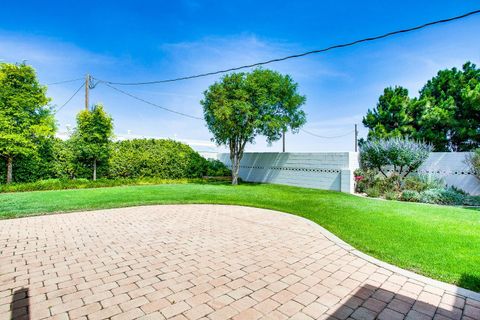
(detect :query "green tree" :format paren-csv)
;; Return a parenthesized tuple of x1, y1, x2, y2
(415, 62, 480, 151)
(72, 104, 113, 180)
(363, 62, 480, 151)
(0, 63, 55, 183)
(362, 86, 415, 139)
(201, 69, 306, 185)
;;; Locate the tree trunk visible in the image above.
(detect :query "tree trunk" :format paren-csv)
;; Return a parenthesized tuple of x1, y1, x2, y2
(93, 158, 97, 181)
(231, 153, 240, 185)
(6, 157, 13, 184)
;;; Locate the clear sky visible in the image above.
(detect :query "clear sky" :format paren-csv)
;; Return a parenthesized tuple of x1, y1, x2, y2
(1, 1, 479, 152)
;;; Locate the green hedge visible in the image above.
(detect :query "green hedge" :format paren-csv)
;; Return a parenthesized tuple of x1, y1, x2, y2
(109, 139, 209, 179)
(0, 138, 230, 184)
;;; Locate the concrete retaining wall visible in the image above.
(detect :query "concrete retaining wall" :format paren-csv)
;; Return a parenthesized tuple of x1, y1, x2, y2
(217, 152, 480, 195)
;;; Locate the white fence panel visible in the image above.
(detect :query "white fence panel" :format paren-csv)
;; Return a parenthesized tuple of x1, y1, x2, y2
(417, 152, 480, 195)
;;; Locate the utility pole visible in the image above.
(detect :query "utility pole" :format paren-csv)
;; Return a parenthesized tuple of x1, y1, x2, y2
(354, 123, 359, 152)
(282, 130, 286, 152)
(85, 74, 90, 111)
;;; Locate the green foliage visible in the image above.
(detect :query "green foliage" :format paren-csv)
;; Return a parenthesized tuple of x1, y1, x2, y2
(360, 138, 432, 178)
(363, 62, 480, 151)
(72, 104, 113, 180)
(467, 149, 480, 180)
(418, 187, 466, 206)
(400, 190, 421, 202)
(404, 174, 445, 192)
(365, 186, 381, 198)
(201, 68, 306, 184)
(363, 86, 415, 139)
(0, 63, 55, 183)
(0, 177, 199, 193)
(205, 159, 231, 176)
(108, 139, 212, 179)
(384, 191, 399, 201)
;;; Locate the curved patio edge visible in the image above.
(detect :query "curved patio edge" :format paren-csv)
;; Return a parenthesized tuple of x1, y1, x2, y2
(266, 206, 480, 301)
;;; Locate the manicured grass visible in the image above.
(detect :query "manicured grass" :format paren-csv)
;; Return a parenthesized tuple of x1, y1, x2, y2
(0, 182, 479, 292)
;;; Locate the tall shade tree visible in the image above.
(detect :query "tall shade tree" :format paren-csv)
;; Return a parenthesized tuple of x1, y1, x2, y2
(201, 69, 306, 185)
(72, 104, 113, 180)
(415, 62, 480, 151)
(363, 62, 480, 151)
(362, 86, 415, 139)
(0, 63, 55, 183)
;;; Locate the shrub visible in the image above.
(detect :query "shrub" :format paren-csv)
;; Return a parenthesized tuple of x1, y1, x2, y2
(354, 168, 379, 193)
(419, 187, 466, 205)
(401, 190, 421, 202)
(385, 191, 399, 200)
(365, 187, 381, 198)
(404, 174, 445, 192)
(108, 139, 229, 179)
(206, 159, 231, 176)
(360, 138, 432, 178)
(467, 149, 480, 179)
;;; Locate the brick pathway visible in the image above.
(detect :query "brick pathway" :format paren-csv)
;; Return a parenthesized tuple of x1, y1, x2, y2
(0, 205, 479, 320)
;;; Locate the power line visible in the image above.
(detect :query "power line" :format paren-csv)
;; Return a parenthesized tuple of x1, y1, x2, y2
(95, 9, 480, 86)
(55, 83, 85, 114)
(301, 128, 354, 139)
(47, 78, 84, 86)
(104, 83, 203, 120)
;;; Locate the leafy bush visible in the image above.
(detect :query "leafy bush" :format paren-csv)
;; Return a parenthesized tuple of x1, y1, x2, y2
(206, 159, 231, 176)
(401, 190, 421, 202)
(419, 187, 466, 205)
(467, 149, 480, 179)
(360, 138, 432, 178)
(404, 174, 445, 192)
(365, 187, 381, 198)
(385, 191, 399, 200)
(108, 139, 229, 179)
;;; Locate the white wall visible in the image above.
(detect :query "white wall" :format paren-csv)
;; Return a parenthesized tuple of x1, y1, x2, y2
(418, 152, 480, 195)
(218, 152, 358, 193)
(217, 152, 480, 195)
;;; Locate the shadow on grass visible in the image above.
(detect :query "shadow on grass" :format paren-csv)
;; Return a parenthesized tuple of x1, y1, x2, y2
(458, 274, 480, 293)
(10, 288, 29, 320)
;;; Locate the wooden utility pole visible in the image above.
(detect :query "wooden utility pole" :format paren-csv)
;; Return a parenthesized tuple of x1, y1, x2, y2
(282, 130, 286, 152)
(354, 124, 359, 152)
(85, 74, 90, 111)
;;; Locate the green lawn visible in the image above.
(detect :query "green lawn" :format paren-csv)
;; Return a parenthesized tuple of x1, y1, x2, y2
(1, 182, 479, 292)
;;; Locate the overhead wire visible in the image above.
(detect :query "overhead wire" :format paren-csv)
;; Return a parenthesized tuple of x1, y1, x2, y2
(103, 83, 203, 120)
(94, 9, 480, 85)
(301, 128, 354, 139)
(55, 82, 85, 114)
(47, 78, 84, 86)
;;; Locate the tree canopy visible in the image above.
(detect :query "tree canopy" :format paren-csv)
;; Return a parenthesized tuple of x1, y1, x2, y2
(201, 68, 306, 184)
(0, 63, 55, 183)
(363, 62, 480, 151)
(72, 104, 113, 180)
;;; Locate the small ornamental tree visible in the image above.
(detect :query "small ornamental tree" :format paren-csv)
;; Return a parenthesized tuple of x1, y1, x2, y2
(360, 138, 432, 178)
(0, 63, 55, 183)
(72, 104, 113, 180)
(201, 69, 306, 185)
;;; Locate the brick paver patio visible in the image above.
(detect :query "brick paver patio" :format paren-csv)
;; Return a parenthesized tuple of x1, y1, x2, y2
(0, 205, 479, 320)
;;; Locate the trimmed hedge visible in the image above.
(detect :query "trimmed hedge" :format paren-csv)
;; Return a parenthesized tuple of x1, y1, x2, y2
(109, 139, 211, 179)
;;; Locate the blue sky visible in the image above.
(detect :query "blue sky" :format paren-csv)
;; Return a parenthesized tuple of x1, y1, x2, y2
(1, 1, 479, 152)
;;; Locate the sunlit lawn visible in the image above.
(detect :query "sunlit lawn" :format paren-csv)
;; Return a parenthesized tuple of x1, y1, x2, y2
(1, 182, 479, 292)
